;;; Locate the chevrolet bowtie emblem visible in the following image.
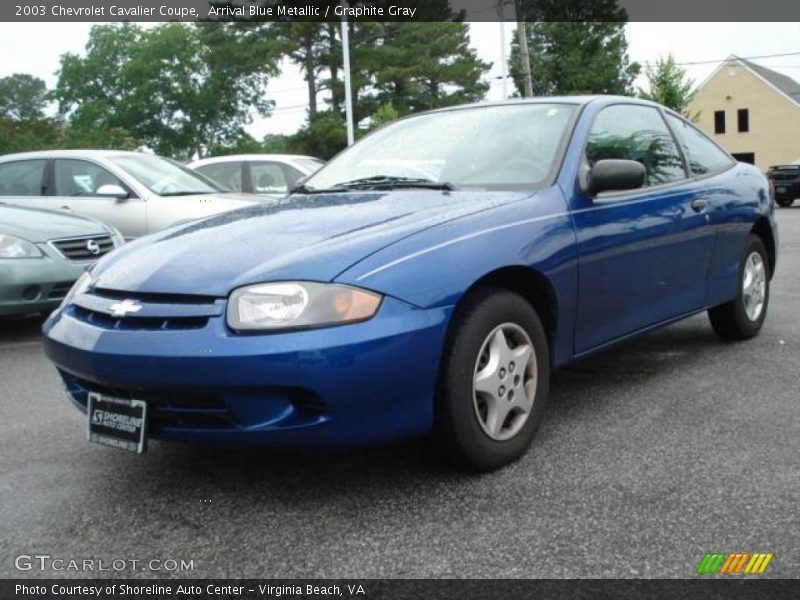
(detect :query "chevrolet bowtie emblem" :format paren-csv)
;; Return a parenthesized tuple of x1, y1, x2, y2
(108, 299, 142, 317)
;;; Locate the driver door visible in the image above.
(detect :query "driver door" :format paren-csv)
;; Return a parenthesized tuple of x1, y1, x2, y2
(571, 104, 717, 353)
(50, 159, 147, 239)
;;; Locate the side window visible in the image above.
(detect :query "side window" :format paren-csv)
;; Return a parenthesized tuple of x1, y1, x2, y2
(586, 105, 686, 187)
(666, 114, 734, 176)
(54, 159, 125, 197)
(195, 162, 242, 192)
(251, 162, 290, 194)
(0, 160, 47, 196)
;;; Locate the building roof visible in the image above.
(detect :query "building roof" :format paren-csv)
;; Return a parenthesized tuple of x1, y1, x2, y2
(738, 57, 800, 104)
(694, 55, 800, 107)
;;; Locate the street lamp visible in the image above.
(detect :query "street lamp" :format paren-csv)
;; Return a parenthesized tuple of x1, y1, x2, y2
(340, 1, 355, 146)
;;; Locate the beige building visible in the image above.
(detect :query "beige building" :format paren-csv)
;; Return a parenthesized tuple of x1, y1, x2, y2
(687, 55, 800, 171)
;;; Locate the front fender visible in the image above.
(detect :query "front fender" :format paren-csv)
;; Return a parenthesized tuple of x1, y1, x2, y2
(336, 186, 578, 366)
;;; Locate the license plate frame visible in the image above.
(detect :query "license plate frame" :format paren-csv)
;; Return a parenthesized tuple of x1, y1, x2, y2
(87, 393, 148, 454)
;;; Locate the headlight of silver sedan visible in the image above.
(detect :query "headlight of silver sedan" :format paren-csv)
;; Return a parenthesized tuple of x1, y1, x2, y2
(0, 234, 42, 258)
(227, 282, 382, 331)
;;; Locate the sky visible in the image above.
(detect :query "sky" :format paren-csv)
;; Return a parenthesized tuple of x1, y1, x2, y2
(0, 22, 798, 139)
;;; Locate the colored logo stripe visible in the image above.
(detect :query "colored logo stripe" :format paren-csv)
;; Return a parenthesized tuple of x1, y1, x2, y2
(745, 553, 773, 574)
(697, 552, 773, 574)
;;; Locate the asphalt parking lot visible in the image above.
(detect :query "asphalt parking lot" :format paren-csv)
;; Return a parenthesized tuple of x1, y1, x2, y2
(1, 209, 798, 580)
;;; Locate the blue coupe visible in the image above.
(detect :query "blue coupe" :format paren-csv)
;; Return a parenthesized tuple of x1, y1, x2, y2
(43, 97, 778, 470)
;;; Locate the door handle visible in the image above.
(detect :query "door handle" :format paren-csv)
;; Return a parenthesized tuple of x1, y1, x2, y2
(690, 198, 707, 212)
(60, 206, 72, 211)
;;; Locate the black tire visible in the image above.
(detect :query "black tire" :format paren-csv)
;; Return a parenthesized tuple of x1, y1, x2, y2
(708, 234, 770, 341)
(776, 198, 794, 208)
(435, 288, 550, 471)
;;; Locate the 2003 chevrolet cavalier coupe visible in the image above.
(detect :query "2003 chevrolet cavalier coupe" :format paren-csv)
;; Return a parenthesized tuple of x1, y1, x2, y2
(43, 97, 778, 470)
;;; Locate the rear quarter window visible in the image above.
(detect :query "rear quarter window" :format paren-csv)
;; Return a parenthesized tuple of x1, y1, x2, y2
(0, 159, 47, 196)
(666, 114, 734, 176)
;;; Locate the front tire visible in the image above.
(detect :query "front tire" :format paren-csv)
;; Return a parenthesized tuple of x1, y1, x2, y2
(776, 198, 794, 208)
(708, 234, 770, 340)
(435, 289, 550, 471)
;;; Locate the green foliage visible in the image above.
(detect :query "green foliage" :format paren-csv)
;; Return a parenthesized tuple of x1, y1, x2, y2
(510, 2, 639, 97)
(0, 74, 50, 121)
(638, 54, 698, 120)
(207, 130, 265, 157)
(287, 110, 348, 160)
(0, 117, 60, 153)
(366, 102, 400, 131)
(366, 23, 490, 119)
(54, 22, 281, 159)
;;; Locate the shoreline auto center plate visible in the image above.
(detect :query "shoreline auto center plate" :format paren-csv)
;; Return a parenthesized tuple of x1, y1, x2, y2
(87, 393, 147, 454)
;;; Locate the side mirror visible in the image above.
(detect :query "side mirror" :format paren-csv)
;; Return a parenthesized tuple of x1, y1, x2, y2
(587, 159, 646, 196)
(96, 184, 128, 200)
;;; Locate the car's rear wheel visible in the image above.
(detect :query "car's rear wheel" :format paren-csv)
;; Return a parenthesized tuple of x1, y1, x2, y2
(776, 198, 794, 208)
(708, 234, 770, 340)
(435, 289, 550, 471)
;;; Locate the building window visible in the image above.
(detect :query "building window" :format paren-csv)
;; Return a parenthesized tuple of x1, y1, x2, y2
(731, 152, 755, 165)
(737, 109, 749, 132)
(714, 110, 726, 134)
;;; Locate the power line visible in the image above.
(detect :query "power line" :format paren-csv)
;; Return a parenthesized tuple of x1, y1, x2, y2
(644, 51, 800, 67)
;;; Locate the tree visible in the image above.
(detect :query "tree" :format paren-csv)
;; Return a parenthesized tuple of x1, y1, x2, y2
(288, 110, 348, 160)
(510, 1, 639, 96)
(54, 22, 282, 158)
(638, 54, 698, 120)
(368, 23, 490, 118)
(0, 74, 50, 121)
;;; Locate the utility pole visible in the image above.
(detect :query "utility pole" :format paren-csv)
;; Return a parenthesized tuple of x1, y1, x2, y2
(514, 0, 533, 97)
(496, 0, 508, 99)
(340, 1, 355, 146)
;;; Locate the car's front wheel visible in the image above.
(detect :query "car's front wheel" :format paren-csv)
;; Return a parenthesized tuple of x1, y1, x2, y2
(708, 234, 770, 340)
(435, 289, 550, 471)
(776, 198, 794, 208)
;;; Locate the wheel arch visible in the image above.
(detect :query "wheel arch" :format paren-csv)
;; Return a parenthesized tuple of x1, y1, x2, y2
(751, 217, 776, 278)
(451, 265, 559, 360)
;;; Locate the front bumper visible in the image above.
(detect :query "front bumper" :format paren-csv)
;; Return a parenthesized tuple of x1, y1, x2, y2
(43, 296, 452, 448)
(0, 247, 88, 317)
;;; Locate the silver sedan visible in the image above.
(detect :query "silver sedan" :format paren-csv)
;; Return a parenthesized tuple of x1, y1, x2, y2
(0, 150, 276, 239)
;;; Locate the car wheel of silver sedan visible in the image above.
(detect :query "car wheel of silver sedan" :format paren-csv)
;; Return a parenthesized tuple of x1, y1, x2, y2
(435, 288, 550, 471)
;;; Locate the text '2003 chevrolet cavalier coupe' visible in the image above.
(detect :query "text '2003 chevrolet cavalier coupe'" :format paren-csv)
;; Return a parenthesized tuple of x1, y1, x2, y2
(43, 97, 778, 470)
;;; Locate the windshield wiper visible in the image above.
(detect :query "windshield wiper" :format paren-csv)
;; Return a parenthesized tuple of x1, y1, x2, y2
(331, 175, 454, 191)
(289, 183, 348, 194)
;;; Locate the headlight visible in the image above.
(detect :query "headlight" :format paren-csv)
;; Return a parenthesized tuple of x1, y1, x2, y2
(109, 226, 125, 247)
(227, 282, 382, 331)
(59, 271, 93, 311)
(0, 234, 42, 258)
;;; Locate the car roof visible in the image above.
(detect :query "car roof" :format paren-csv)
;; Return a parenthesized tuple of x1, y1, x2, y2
(421, 95, 665, 116)
(189, 154, 320, 166)
(0, 149, 147, 162)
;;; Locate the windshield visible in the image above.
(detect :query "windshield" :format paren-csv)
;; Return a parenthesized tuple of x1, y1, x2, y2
(109, 154, 222, 196)
(304, 103, 577, 192)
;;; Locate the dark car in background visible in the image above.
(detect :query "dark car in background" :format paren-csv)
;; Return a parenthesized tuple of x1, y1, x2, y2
(767, 162, 800, 207)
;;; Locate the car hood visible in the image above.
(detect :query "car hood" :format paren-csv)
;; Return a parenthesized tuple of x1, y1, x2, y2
(91, 190, 531, 297)
(0, 203, 108, 242)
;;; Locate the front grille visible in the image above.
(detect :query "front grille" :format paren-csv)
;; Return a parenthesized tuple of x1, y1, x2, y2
(70, 305, 209, 330)
(92, 287, 218, 305)
(64, 374, 236, 430)
(48, 281, 75, 299)
(770, 173, 800, 182)
(51, 235, 114, 261)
